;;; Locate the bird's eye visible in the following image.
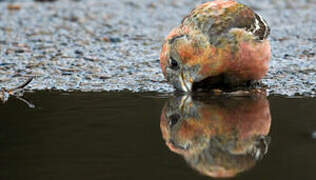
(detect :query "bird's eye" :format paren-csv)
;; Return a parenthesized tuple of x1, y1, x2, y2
(169, 113, 180, 127)
(170, 57, 179, 70)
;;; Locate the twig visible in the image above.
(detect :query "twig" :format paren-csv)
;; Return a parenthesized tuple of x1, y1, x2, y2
(8, 77, 34, 93)
(0, 77, 34, 107)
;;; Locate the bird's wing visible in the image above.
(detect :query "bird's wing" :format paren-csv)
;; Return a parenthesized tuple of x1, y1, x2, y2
(181, 1, 270, 41)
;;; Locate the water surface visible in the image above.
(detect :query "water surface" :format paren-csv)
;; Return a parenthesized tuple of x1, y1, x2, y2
(0, 92, 315, 179)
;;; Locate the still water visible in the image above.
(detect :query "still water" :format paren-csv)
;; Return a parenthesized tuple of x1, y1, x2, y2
(0, 92, 315, 180)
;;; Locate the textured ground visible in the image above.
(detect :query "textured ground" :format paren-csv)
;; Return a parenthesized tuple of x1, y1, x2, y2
(0, 0, 315, 96)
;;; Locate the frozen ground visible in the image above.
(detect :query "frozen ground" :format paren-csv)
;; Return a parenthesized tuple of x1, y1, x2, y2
(0, 0, 315, 96)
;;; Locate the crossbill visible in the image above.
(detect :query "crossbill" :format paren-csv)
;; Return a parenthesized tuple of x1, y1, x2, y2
(160, 0, 271, 92)
(160, 95, 271, 178)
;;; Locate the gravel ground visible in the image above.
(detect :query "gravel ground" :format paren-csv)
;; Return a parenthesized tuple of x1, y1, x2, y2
(0, 0, 315, 96)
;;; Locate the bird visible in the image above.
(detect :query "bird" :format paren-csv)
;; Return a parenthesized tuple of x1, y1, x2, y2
(160, 95, 271, 178)
(160, 0, 271, 92)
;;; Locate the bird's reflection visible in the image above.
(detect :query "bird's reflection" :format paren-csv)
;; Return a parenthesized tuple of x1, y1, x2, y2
(160, 95, 271, 178)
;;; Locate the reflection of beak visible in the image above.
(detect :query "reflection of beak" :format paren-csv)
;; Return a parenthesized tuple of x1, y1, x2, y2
(179, 72, 193, 92)
(179, 95, 192, 112)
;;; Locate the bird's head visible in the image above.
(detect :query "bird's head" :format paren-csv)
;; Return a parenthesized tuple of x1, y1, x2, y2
(160, 28, 229, 92)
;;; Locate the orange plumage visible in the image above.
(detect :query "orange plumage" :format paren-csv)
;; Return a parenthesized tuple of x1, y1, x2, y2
(160, 0, 271, 92)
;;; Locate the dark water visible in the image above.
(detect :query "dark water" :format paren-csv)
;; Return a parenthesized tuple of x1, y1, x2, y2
(0, 92, 315, 180)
